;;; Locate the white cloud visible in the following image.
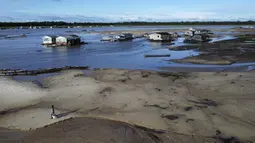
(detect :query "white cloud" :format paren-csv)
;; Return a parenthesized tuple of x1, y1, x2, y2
(0, 11, 254, 22)
(102, 11, 254, 22)
(171, 12, 216, 19)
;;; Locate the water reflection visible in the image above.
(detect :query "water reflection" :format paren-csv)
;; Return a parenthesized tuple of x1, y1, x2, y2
(149, 41, 172, 49)
(210, 35, 237, 43)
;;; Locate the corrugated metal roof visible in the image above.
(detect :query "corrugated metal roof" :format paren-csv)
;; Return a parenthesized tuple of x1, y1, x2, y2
(189, 28, 211, 32)
(57, 35, 81, 40)
(155, 32, 171, 35)
(43, 35, 58, 38)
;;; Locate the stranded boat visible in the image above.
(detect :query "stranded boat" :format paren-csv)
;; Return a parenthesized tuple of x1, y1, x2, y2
(5, 34, 26, 39)
(101, 33, 134, 42)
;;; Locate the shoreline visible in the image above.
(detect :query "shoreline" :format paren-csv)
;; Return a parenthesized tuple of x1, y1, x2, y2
(3, 64, 255, 85)
(1, 68, 255, 142)
(169, 34, 255, 65)
(1, 26, 255, 142)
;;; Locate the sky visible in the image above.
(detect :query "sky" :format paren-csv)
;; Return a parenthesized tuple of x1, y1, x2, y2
(1, 0, 255, 22)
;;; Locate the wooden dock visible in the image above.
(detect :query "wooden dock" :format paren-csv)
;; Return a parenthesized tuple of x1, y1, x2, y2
(144, 54, 171, 58)
(0, 66, 89, 76)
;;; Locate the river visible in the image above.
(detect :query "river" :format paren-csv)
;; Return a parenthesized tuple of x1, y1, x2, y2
(0, 25, 254, 72)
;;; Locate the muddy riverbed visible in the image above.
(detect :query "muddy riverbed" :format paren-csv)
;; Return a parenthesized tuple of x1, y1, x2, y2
(170, 34, 255, 65)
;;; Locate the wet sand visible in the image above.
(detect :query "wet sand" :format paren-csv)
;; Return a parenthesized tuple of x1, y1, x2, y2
(96, 27, 255, 67)
(92, 26, 255, 67)
(98, 29, 183, 36)
(95, 26, 254, 36)
(0, 69, 255, 142)
(170, 34, 255, 65)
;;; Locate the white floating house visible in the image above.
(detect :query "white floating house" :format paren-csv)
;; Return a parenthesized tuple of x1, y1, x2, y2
(148, 32, 172, 42)
(42, 35, 57, 45)
(56, 35, 81, 46)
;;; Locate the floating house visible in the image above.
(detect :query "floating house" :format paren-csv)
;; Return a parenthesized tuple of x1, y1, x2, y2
(144, 33, 150, 38)
(169, 32, 180, 38)
(148, 32, 172, 42)
(184, 28, 212, 36)
(101, 33, 133, 42)
(195, 29, 212, 35)
(184, 34, 211, 43)
(115, 33, 134, 41)
(56, 35, 81, 46)
(183, 28, 212, 43)
(101, 35, 118, 42)
(42, 35, 84, 46)
(42, 35, 57, 45)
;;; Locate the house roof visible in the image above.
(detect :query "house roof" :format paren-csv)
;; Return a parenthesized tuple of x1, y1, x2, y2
(57, 35, 81, 40)
(43, 35, 58, 38)
(189, 28, 211, 32)
(155, 32, 171, 35)
(199, 29, 211, 32)
(121, 33, 132, 35)
(69, 34, 80, 37)
(119, 33, 133, 36)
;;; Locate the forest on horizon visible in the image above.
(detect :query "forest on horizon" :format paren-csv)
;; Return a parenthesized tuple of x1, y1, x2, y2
(0, 21, 255, 27)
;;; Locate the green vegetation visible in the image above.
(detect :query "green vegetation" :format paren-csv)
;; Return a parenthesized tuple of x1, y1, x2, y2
(0, 21, 255, 27)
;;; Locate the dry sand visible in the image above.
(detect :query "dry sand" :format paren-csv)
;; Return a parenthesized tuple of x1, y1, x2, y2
(0, 69, 255, 142)
(0, 78, 45, 112)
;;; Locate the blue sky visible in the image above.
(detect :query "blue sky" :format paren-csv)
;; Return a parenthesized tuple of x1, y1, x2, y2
(1, 0, 255, 22)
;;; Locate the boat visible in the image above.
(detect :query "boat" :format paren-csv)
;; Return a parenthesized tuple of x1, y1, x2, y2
(101, 36, 118, 42)
(5, 34, 26, 39)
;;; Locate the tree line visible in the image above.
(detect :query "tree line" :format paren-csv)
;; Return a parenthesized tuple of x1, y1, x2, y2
(0, 21, 255, 27)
